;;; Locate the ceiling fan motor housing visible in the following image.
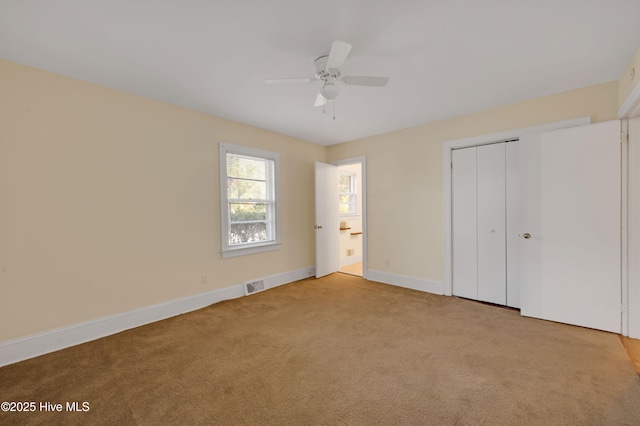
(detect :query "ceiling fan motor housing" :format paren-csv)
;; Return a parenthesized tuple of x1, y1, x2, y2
(313, 55, 341, 81)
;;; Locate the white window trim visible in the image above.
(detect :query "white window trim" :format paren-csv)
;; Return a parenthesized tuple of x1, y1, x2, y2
(219, 143, 281, 259)
(339, 171, 359, 217)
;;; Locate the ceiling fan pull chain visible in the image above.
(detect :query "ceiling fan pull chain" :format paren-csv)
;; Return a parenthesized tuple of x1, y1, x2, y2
(333, 101, 336, 120)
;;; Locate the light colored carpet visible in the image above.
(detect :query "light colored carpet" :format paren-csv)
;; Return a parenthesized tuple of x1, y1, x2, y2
(1, 273, 639, 425)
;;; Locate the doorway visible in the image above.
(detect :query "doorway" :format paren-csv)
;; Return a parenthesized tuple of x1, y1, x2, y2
(337, 162, 363, 276)
(314, 156, 367, 278)
(451, 140, 519, 307)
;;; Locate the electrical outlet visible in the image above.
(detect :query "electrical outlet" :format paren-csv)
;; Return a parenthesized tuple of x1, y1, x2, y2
(385, 259, 390, 267)
(201, 275, 207, 285)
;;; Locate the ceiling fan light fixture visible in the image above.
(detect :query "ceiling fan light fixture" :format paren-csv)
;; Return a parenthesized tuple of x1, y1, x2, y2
(321, 83, 339, 101)
(265, 40, 388, 114)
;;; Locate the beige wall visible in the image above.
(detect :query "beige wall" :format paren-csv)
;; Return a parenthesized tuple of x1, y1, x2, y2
(0, 54, 624, 344)
(0, 59, 326, 342)
(327, 81, 619, 284)
(619, 44, 640, 111)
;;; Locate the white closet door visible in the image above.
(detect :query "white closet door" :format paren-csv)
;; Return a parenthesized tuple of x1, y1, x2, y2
(452, 147, 477, 300)
(519, 121, 621, 333)
(505, 141, 520, 308)
(477, 143, 506, 305)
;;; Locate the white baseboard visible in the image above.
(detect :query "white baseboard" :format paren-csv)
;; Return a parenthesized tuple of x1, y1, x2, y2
(340, 255, 362, 267)
(0, 267, 315, 368)
(257, 267, 316, 291)
(366, 270, 444, 295)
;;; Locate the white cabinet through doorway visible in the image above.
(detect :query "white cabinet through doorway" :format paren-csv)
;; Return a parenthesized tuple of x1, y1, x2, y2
(452, 141, 519, 308)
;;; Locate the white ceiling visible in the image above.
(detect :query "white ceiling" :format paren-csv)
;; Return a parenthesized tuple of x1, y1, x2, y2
(1, 1, 639, 146)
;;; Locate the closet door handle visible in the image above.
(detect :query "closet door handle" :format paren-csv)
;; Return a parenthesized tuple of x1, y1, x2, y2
(523, 233, 531, 239)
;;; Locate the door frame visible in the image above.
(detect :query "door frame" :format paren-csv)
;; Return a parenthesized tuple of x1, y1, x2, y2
(443, 116, 591, 297)
(625, 116, 640, 339)
(333, 156, 368, 279)
(619, 67, 640, 338)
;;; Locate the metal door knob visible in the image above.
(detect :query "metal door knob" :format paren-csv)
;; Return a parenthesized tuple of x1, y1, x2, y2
(523, 233, 531, 239)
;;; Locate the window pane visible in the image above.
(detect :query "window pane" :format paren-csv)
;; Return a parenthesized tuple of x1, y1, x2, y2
(227, 154, 267, 180)
(339, 174, 352, 193)
(221, 144, 279, 254)
(230, 203, 267, 222)
(339, 195, 349, 213)
(230, 222, 268, 245)
(227, 178, 266, 200)
(339, 194, 357, 214)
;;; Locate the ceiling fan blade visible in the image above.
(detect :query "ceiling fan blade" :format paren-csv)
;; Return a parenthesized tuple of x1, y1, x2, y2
(314, 93, 327, 107)
(341, 76, 389, 87)
(326, 41, 352, 70)
(265, 78, 312, 84)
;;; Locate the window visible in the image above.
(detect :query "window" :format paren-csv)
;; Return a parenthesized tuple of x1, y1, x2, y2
(220, 143, 280, 258)
(339, 171, 357, 215)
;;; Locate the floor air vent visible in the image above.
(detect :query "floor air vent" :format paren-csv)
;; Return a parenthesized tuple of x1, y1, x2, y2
(244, 279, 265, 296)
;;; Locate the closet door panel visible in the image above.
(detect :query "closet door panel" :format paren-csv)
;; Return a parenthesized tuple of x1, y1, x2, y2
(477, 143, 506, 305)
(506, 141, 520, 308)
(452, 147, 477, 299)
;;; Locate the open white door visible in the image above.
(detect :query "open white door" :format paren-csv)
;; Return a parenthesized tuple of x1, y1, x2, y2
(519, 120, 621, 333)
(315, 162, 339, 278)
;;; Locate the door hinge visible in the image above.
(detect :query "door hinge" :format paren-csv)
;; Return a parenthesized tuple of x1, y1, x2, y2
(621, 120, 629, 144)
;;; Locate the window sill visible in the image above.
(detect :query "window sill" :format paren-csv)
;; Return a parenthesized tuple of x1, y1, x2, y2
(221, 242, 281, 259)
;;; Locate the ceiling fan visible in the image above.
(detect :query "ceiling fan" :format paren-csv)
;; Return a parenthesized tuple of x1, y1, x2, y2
(265, 41, 389, 117)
